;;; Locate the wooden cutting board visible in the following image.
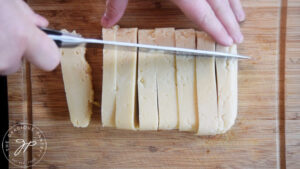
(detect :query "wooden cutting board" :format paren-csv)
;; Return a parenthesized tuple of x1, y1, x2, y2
(7, 0, 300, 168)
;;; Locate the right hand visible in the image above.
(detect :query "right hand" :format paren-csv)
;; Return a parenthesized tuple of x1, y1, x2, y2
(0, 0, 60, 75)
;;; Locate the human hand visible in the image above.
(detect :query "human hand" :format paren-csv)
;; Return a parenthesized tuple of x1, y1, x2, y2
(0, 0, 60, 75)
(101, 0, 245, 46)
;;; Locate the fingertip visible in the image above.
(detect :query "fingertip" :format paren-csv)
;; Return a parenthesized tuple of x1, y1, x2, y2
(44, 42, 61, 71)
(41, 37, 61, 71)
(34, 14, 49, 27)
(237, 11, 246, 22)
(228, 0, 246, 22)
(217, 35, 234, 46)
(101, 0, 128, 28)
(236, 33, 244, 44)
(101, 15, 113, 28)
(232, 31, 244, 44)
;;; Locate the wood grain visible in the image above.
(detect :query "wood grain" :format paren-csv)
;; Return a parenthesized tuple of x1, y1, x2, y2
(7, 0, 299, 168)
(7, 61, 31, 169)
(285, 0, 300, 168)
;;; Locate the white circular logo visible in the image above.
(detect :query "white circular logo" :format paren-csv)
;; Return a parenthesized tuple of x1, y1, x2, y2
(2, 123, 47, 168)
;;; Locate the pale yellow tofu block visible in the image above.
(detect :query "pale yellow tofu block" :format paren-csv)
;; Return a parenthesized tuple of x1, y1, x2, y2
(155, 28, 178, 130)
(138, 30, 159, 130)
(115, 28, 138, 130)
(60, 30, 94, 128)
(175, 29, 197, 131)
(101, 26, 119, 127)
(215, 44, 238, 133)
(196, 32, 218, 135)
(138, 28, 178, 130)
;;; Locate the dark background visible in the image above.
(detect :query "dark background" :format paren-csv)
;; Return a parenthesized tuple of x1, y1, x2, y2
(0, 76, 9, 169)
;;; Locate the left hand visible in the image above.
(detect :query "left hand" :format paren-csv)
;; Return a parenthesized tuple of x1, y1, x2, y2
(101, 0, 245, 46)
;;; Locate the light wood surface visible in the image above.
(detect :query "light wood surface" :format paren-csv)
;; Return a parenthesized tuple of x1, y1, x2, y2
(6, 0, 299, 168)
(285, 0, 300, 168)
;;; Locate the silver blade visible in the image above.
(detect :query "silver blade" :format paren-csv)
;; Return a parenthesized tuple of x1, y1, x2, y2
(49, 34, 250, 59)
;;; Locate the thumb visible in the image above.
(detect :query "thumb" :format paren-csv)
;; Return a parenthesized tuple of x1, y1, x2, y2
(101, 0, 128, 27)
(24, 27, 61, 71)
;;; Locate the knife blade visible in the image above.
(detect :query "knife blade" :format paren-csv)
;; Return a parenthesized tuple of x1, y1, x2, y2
(42, 28, 250, 59)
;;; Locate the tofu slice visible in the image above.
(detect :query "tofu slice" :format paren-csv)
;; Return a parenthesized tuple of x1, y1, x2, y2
(101, 26, 119, 127)
(196, 32, 218, 135)
(138, 30, 159, 130)
(155, 28, 178, 130)
(115, 28, 138, 130)
(215, 44, 238, 133)
(60, 30, 94, 128)
(175, 29, 197, 131)
(138, 28, 178, 130)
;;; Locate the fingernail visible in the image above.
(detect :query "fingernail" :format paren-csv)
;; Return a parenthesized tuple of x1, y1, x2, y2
(223, 36, 233, 46)
(237, 13, 245, 22)
(36, 14, 49, 26)
(234, 33, 243, 44)
(39, 16, 48, 24)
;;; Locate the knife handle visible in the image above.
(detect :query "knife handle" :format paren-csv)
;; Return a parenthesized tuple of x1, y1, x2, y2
(40, 27, 63, 47)
(40, 27, 62, 35)
(40, 27, 83, 47)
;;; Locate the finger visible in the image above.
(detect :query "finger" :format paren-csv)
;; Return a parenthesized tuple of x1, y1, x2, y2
(24, 27, 60, 71)
(15, 0, 49, 27)
(0, 59, 22, 75)
(229, 0, 246, 22)
(33, 13, 49, 27)
(171, 0, 233, 46)
(207, 0, 243, 44)
(4, 60, 22, 75)
(0, 33, 25, 75)
(101, 0, 128, 27)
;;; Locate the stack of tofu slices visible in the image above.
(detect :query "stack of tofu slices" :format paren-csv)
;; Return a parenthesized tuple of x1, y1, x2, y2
(59, 27, 237, 135)
(101, 26, 238, 135)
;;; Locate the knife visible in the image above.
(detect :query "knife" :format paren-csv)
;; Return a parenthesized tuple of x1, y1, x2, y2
(41, 28, 250, 59)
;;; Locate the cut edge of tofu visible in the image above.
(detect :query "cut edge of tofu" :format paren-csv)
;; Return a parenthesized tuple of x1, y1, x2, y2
(137, 29, 159, 130)
(115, 27, 138, 130)
(60, 30, 94, 128)
(137, 28, 178, 130)
(215, 44, 238, 134)
(175, 29, 198, 132)
(155, 28, 179, 130)
(195, 31, 218, 135)
(101, 25, 119, 127)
